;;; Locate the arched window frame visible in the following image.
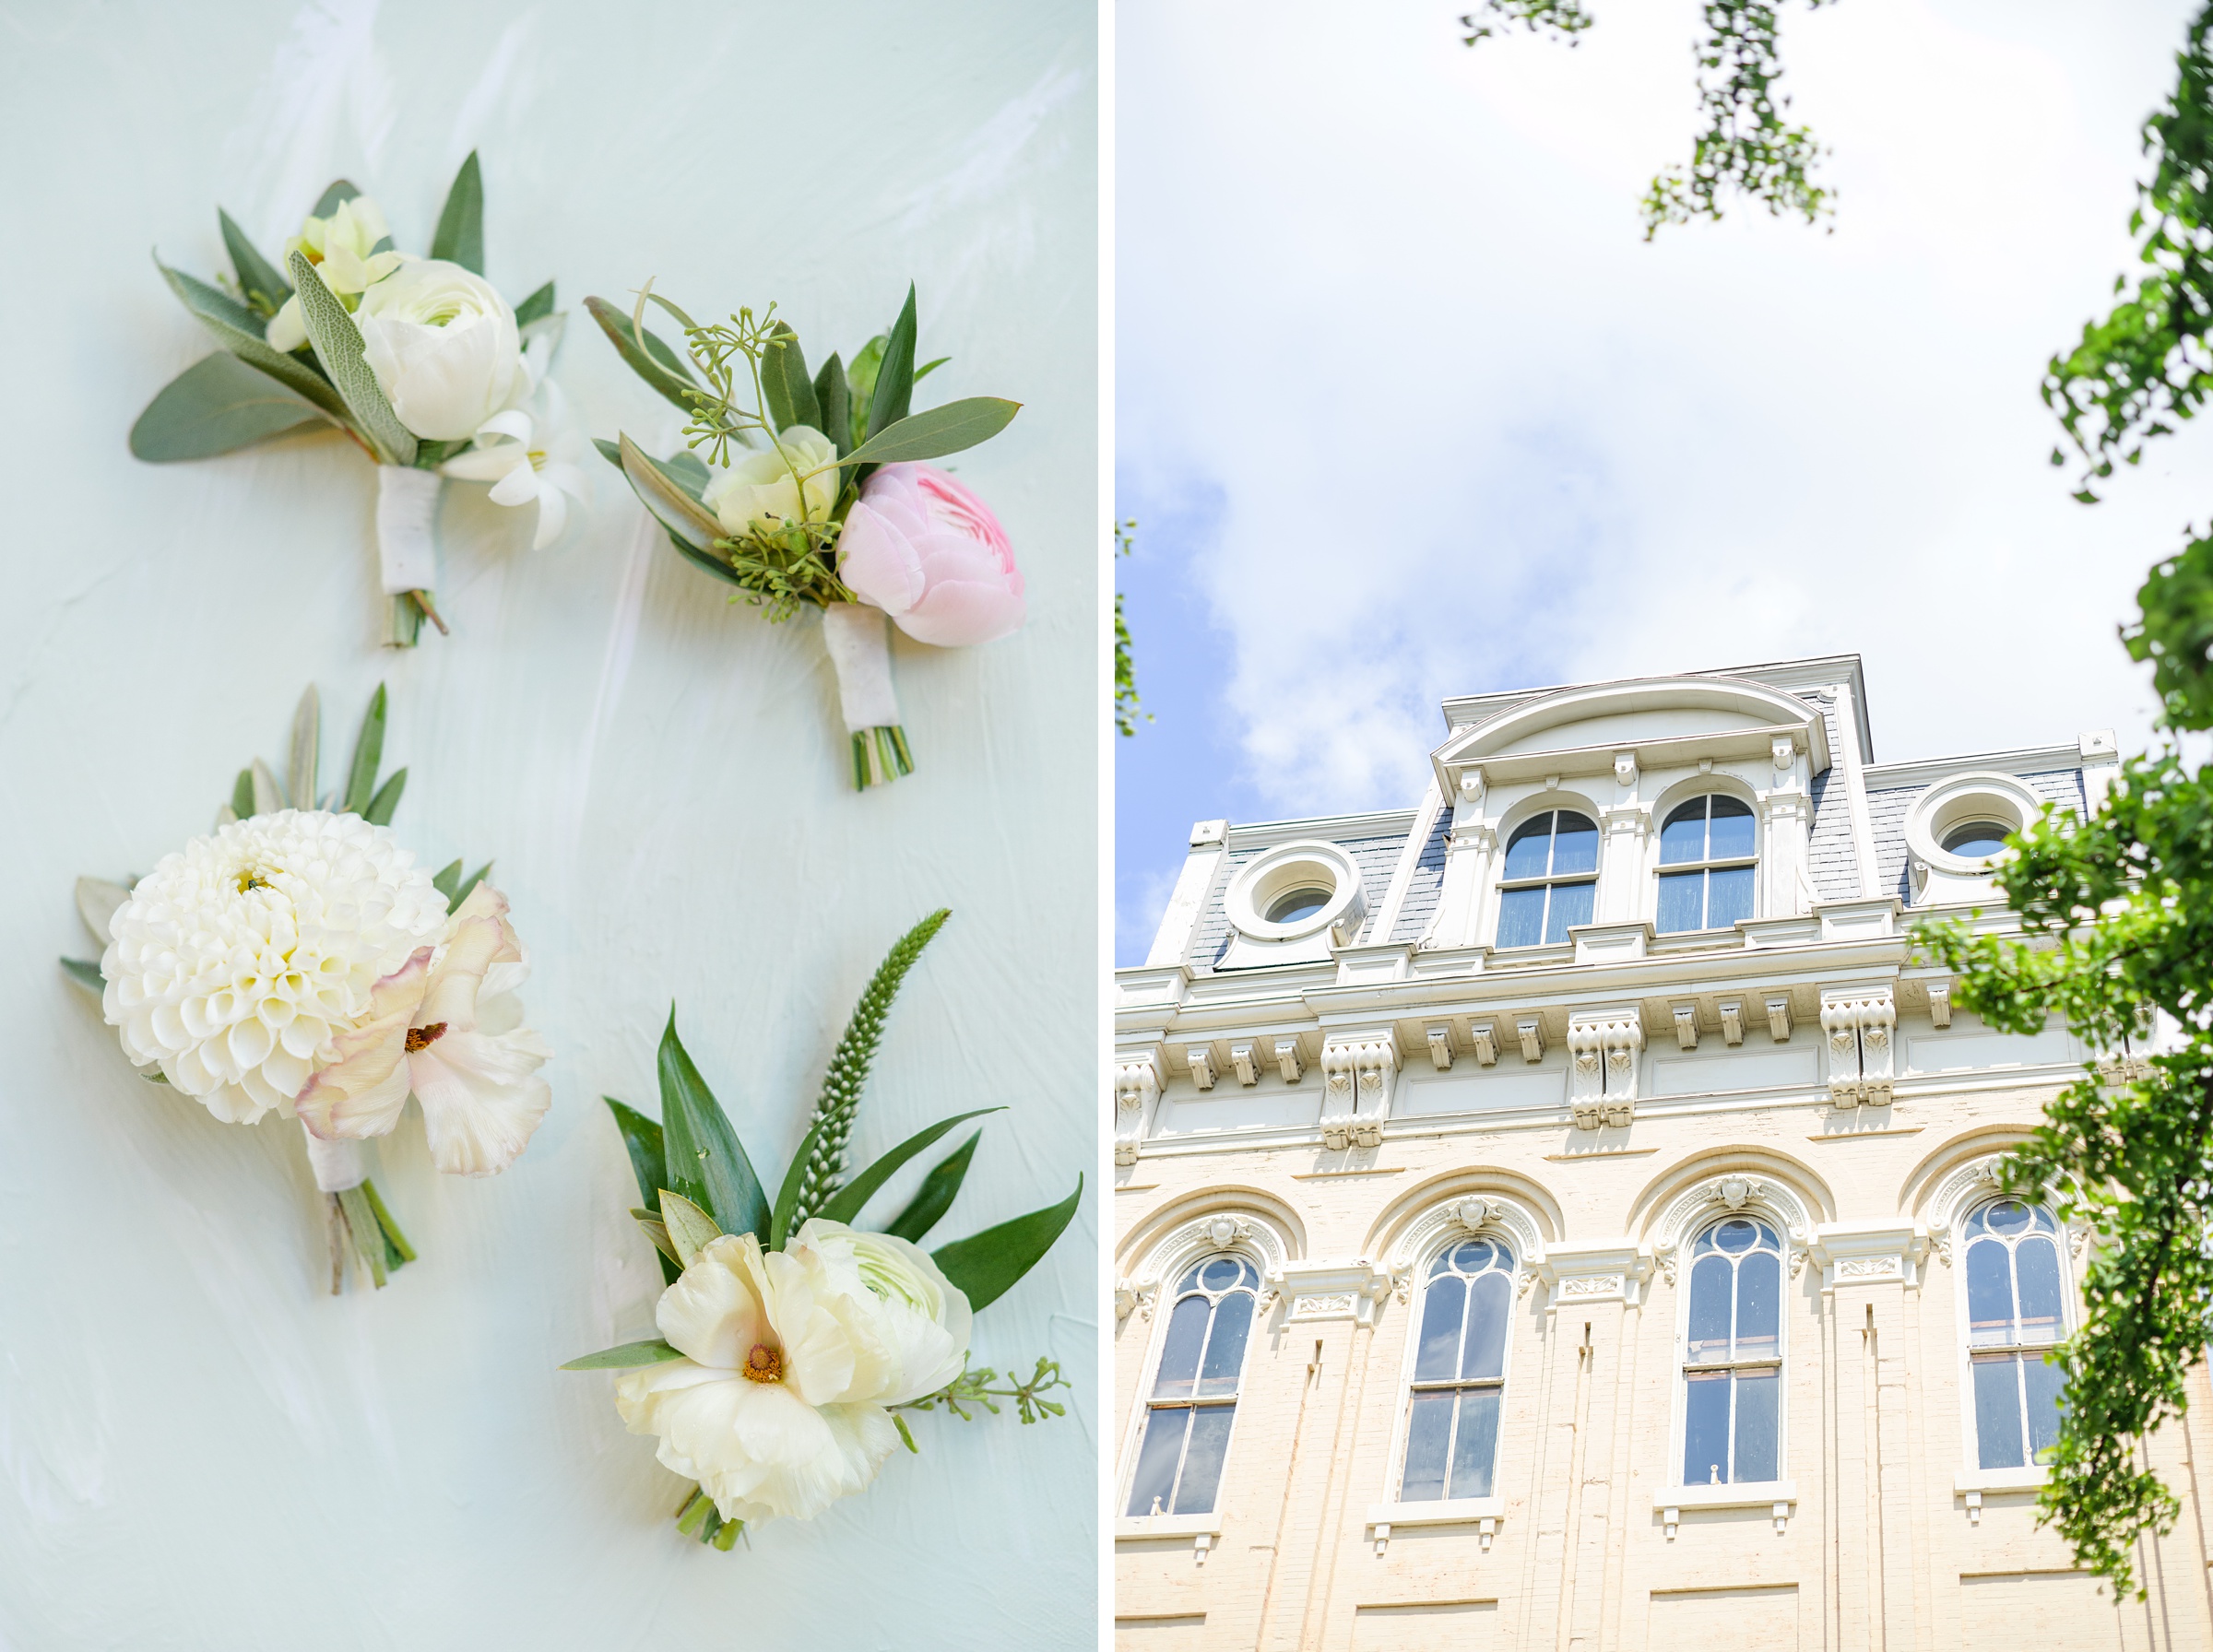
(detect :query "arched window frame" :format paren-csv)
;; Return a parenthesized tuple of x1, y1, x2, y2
(1488, 795, 1604, 950)
(1672, 1213, 1790, 1489)
(1647, 782, 1761, 937)
(1951, 1193, 2077, 1475)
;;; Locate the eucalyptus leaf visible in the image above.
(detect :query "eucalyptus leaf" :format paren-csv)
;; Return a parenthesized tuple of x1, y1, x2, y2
(287, 685, 319, 819)
(128, 353, 328, 461)
(657, 1011, 769, 1241)
(586, 296, 699, 414)
(618, 434, 722, 551)
(816, 1108, 1001, 1230)
(75, 877, 131, 944)
(839, 397, 1020, 470)
(286, 249, 417, 466)
(883, 1128, 982, 1243)
(515, 280, 556, 328)
(344, 684, 385, 815)
(661, 449, 711, 502)
(865, 285, 917, 442)
(59, 957, 103, 993)
(763, 324, 820, 434)
(251, 758, 284, 816)
(430, 151, 484, 273)
(630, 1211, 682, 1268)
(154, 257, 350, 423)
(931, 1175, 1083, 1313)
(231, 769, 254, 820)
(219, 208, 291, 315)
(309, 180, 361, 219)
(814, 353, 851, 459)
(658, 1188, 722, 1267)
(560, 1339, 687, 1372)
(362, 767, 406, 825)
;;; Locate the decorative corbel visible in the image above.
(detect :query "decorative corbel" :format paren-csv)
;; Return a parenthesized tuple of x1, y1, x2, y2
(1185, 1044, 1215, 1092)
(1672, 1004, 1700, 1051)
(1113, 1055, 1161, 1168)
(1229, 1043, 1260, 1087)
(1718, 999, 1745, 1046)
(1425, 1026, 1454, 1070)
(1275, 1037, 1305, 1084)
(1771, 736, 1794, 773)
(1517, 1016, 1545, 1063)
(1468, 1019, 1498, 1067)
(1927, 981, 1952, 1029)
(1765, 996, 1793, 1043)
(1614, 751, 1639, 788)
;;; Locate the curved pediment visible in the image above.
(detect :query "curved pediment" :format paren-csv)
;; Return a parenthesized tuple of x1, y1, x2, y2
(1432, 675, 1830, 785)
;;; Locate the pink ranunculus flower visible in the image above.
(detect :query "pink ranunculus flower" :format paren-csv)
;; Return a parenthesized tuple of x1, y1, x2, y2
(834, 463, 1025, 647)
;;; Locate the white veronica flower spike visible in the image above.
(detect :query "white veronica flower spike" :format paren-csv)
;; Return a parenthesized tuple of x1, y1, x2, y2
(443, 382, 589, 549)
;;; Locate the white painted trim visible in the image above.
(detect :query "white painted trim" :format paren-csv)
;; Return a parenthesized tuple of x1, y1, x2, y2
(1654, 1479, 1797, 1511)
(1955, 1466, 2047, 1493)
(1115, 1513, 1222, 1540)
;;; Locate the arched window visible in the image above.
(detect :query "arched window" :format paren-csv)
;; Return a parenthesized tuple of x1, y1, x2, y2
(1124, 1254, 1260, 1517)
(1496, 810, 1599, 948)
(1400, 1235, 1515, 1502)
(1963, 1197, 2068, 1469)
(1656, 795, 1757, 934)
(1681, 1216, 1782, 1486)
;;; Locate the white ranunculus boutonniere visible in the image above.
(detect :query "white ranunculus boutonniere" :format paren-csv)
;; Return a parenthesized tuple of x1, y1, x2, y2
(562, 911, 1079, 1551)
(131, 154, 575, 647)
(586, 285, 1024, 788)
(61, 684, 551, 1292)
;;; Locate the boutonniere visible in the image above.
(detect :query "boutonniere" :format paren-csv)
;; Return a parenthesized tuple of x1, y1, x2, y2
(61, 686, 552, 1291)
(133, 154, 581, 646)
(562, 912, 1079, 1549)
(589, 286, 1024, 787)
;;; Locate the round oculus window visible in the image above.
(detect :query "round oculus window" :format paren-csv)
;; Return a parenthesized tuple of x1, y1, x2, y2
(1942, 820, 2011, 858)
(1263, 887, 1332, 925)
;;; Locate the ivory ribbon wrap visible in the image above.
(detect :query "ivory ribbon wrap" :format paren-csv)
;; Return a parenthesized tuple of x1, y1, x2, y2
(821, 603, 900, 732)
(302, 1126, 367, 1194)
(375, 466, 441, 594)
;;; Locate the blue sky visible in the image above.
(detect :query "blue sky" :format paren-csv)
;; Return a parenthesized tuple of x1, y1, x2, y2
(1116, 0, 2213, 964)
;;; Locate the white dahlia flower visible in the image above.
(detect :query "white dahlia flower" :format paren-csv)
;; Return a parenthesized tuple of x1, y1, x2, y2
(100, 810, 448, 1123)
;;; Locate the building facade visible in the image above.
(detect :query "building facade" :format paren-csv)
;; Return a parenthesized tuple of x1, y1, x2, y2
(1112, 655, 2213, 1651)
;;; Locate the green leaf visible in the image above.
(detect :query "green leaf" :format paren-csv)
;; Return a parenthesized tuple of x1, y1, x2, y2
(846, 335, 885, 448)
(60, 957, 103, 993)
(250, 758, 284, 815)
(657, 1010, 770, 1241)
(662, 448, 710, 501)
(658, 1187, 722, 1267)
(618, 434, 723, 551)
(932, 1176, 1082, 1313)
(763, 323, 821, 434)
(817, 1109, 1001, 1229)
(129, 353, 328, 462)
(452, 861, 492, 908)
(865, 284, 917, 442)
(560, 1339, 687, 1372)
(154, 257, 351, 424)
(75, 877, 131, 944)
(287, 685, 319, 819)
(344, 684, 386, 815)
(915, 355, 950, 383)
(604, 1097, 668, 1210)
(218, 209, 291, 315)
(432, 859, 463, 903)
(884, 1128, 982, 1243)
(631, 1211, 681, 1269)
(839, 397, 1021, 470)
(362, 767, 406, 825)
(770, 1117, 829, 1251)
(309, 180, 361, 219)
(585, 295, 699, 414)
(231, 768, 254, 820)
(514, 280, 555, 328)
(430, 151, 484, 272)
(814, 352, 851, 459)
(286, 250, 416, 466)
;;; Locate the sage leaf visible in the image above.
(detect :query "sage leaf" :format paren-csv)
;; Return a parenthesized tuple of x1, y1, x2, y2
(630, 1210, 681, 1268)
(251, 758, 284, 816)
(816, 1108, 1001, 1230)
(657, 1010, 769, 1241)
(59, 957, 103, 993)
(515, 280, 555, 328)
(839, 397, 1020, 470)
(430, 151, 484, 273)
(218, 208, 291, 315)
(931, 1175, 1083, 1313)
(586, 295, 699, 414)
(883, 1128, 982, 1243)
(362, 766, 406, 825)
(763, 323, 820, 434)
(658, 1188, 721, 1267)
(344, 683, 385, 815)
(287, 685, 318, 818)
(154, 257, 350, 423)
(286, 249, 417, 466)
(75, 877, 131, 944)
(560, 1338, 687, 1372)
(865, 284, 917, 442)
(128, 353, 327, 461)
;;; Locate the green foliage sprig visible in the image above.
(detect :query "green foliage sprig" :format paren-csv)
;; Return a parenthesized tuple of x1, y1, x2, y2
(1116, 518, 1148, 738)
(892, 1357, 1071, 1446)
(1459, 0, 1592, 46)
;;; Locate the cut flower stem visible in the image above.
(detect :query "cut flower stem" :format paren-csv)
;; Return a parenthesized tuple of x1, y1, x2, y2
(851, 726, 914, 790)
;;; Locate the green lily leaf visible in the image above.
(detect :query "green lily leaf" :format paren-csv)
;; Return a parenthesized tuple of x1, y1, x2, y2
(657, 1010, 769, 1242)
(865, 284, 917, 442)
(153, 257, 350, 425)
(430, 150, 484, 273)
(604, 1097, 667, 1209)
(287, 249, 416, 465)
(560, 1339, 687, 1372)
(838, 397, 1021, 470)
(816, 1109, 1002, 1229)
(362, 767, 406, 826)
(814, 352, 851, 459)
(514, 280, 555, 328)
(218, 208, 291, 316)
(586, 295, 699, 414)
(75, 877, 131, 945)
(932, 1175, 1083, 1313)
(883, 1128, 982, 1243)
(763, 323, 820, 434)
(287, 685, 318, 819)
(658, 1188, 722, 1267)
(59, 957, 103, 993)
(344, 683, 385, 815)
(129, 352, 328, 462)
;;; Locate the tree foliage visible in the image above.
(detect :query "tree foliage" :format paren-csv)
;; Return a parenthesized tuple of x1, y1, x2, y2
(1116, 517, 1148, 738)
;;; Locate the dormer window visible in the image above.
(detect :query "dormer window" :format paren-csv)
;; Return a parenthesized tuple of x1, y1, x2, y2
(1496, 810, 1599, 948)
(1656, 795, 1757, 935)
(1263, 887, 1332, 925)
(1941, 821, 2010, 859)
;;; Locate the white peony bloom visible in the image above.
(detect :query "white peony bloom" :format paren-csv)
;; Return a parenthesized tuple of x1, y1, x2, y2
(702, 426, 840, 537)
(266, 195, 406, 352)
(798, 1219, 973, 1404)
(355, 260, 524, 442)
(293, 882, 551, 1174)
(615, 1229, 905, 1526)
(441, 381, 590, 549)
(100, 810, 448, 1123)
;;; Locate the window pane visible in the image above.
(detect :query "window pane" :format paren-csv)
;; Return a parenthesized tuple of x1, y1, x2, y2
(1965, 1237, 2017, 1347)
(1126, 1407, 1190, 1516)
(1734, 1251, 1781, 1361)
(1199, 1257, 1247, 1292)
(1449, 1387, 1502, 1500)
(1502, 815, 1554, 880)
(1197, 1292, 1253, 1397)
(1497, 886, 1546, 950)
(1154, 1295, 1211, 1398)
(1174, 1405, 1237, 1515)
(1684, 1370, 1733, 1486)
(1972, 1355, 2027, 1469)
(1655, 871, 1704, 935)
(1551, 813, 1600, 876)
(1706, 865, 1755, 930)
(1985, 1200, 2030, 1235)
(1733, 1367, 1780, 1483)
(1708, 796, 1756, 858)
(1544, 879, 1595, 944)
(2014, 1237, 2065, 1344)
(1687, 1254, 1734, 1363)
(1414, 1275, 1466, 1382)
(1401, 1390, 1454, 1502)
(1462, 1271, 1511, 1381)
(2023, 1355, 2066, 1465)
(1659, 800, 1708, 866)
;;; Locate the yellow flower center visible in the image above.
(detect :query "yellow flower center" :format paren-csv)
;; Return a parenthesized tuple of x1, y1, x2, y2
(234, 867, 272, 893)
(741, 1343, 784, 1384)
(405, 1021, 448, 1052)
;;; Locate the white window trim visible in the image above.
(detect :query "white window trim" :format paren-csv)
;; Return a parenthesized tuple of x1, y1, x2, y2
(1488, 799, 1605, 950)
(1644, 785, 1764, 935)
(1380, 1230, 1522, 1511)
(1115, 1247, 1266, 1535)
(1669, 1213, 1790, 1494)
(1949, 1195, 2080, 1479)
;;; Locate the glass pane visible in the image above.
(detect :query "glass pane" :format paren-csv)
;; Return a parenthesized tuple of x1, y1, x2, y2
(1714, 1220, 1757, 1254)
(1943, 821, 2010, 857)
(1453, 1240, 1495, 1274)
(1544, 879, 1595, 944)
(1177, 1262, 1205, 1292)
(2030, 1207, 2057, 1233)
(1126, 1407, 1190, 1516)
(1964, 1204, 1991, 1239)
(1659, 799, 1708, 866)
(1496, 886, 1546, 950)
(1733, 1367, 1780, 1483)
(1655, 871, 1704, 935)
(1552, 813, 1600, 876)
(1973, 1355, 2027, 1469)
(1400, 1390, 1453, 1502)
(1154, 1295, 1211, 1398)
(1706, 865, 1755, 930)
(1965, 1237, 2017, 1347)
(1985, 1200, 2030, 1236)
(1199, 1257, 1246, 1292)
(1734, 1251, 1781, 1360)
(1265, 888, 1331, 924)
(2014, 1237, 2065, 1344)
(1414, 1274, 1466, 1382)
(1449, 1387, 1502, 1500)
(1686, 1255, 1734, 1363)
(1683, 1370, 1733, 1486)
(1462, 1271, 1510, 1381)
(1197, 1292, 1253, 1397)
(2023, 1355, 2066, 1465)
(1174, 1405, 1237, 1515)
(1708, 796, 1756, 858)
(1502, 815, 1554, 880)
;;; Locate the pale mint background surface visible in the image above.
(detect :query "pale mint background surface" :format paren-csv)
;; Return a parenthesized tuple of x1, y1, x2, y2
(0, 3, 1096, 1646)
